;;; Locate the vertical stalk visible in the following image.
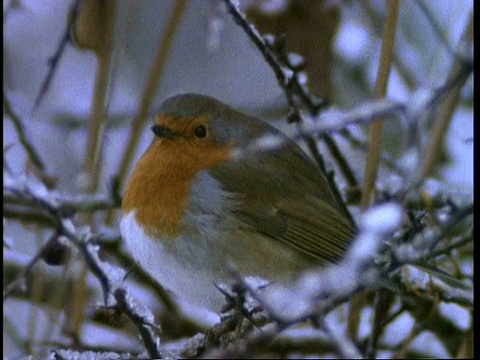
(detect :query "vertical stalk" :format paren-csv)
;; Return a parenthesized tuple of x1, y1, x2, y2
(106, 0, 188, 225)
(67, 0, 118, 340)
(350, 0, 401, 343)
(360, 0, 401, 209)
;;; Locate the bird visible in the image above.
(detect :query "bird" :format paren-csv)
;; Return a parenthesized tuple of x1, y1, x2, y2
(120, 93, 356, 311)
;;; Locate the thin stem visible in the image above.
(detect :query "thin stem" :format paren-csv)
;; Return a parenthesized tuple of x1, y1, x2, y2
(420, 12, 473, 179)
(3, 251, 43, 301)
(115, 0, 188, 192)
(82, 0, 118, 193)
(414, 0, 461, 60)
(31, 0, 82, 113)
(361, 0, 401, 209)
(322, 134, 359, 187)
(4, 93, 46, 171)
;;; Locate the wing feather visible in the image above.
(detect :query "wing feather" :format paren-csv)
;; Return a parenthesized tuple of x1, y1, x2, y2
(209, 143, 356, 263)
(275, 198, 355, 261)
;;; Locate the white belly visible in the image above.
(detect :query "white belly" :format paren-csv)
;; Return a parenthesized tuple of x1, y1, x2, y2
(120, 210, 229, 310)
(120, 210, 316, 311)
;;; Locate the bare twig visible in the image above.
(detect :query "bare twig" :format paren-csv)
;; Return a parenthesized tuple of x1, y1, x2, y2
(232, 98, 405, 159)
(4, 93, 46, 171)
(114, 288, 163, 359)
(322, 134, 359, 188)
(420, 12, 473, 179)
(3, 191, 120, 216)
(3, 250, 44, 301)
(3, 206, 55, 227)
(338, 128, 404, 175)
(431, 233, 473, 258)
(414, 0, 466, 61)
(222, 0, 326, 114)
(32, 0, 82, 113)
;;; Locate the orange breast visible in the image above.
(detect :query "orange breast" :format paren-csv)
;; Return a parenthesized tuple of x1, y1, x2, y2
(121, 157, 191, 238)
(122, 130, 233, 238)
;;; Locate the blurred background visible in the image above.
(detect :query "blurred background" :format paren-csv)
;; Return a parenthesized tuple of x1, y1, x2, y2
(4, 0, 473, 358)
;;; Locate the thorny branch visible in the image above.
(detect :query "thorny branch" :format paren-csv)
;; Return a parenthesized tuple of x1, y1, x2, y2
(222, 0, 326, 114)
(3, 176, 163, 359)
(222, 0, 356, 217)
(233, 57, 471, 160)
(32, 0, 82, 113)
(223, 0, 472, 214)
(4, 93, 46, 171)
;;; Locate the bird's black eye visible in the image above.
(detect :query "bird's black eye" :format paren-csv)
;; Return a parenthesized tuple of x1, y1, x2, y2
(194, 125, 207, 138)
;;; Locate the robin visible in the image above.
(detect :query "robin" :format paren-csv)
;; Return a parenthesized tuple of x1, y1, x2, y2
(120, 94, 356, 310)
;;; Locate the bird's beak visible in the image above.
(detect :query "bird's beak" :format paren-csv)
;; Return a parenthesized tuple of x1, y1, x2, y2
(151, 124, 179, 140)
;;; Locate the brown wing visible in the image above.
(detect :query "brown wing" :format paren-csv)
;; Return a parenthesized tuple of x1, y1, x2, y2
(209, 146, 356, 263)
